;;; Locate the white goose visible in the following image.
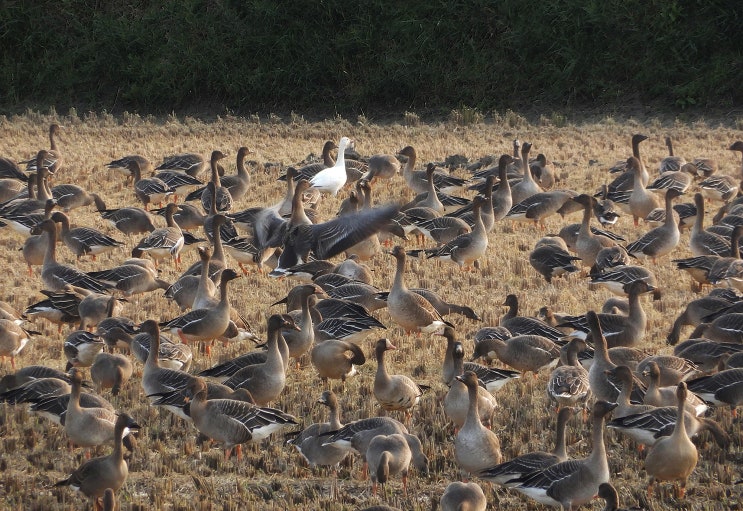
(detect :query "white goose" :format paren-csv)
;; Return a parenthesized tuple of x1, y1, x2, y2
(309, 136, 352, 196)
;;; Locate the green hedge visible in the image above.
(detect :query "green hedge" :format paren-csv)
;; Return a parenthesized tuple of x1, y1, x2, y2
(1, 0, 740, 114)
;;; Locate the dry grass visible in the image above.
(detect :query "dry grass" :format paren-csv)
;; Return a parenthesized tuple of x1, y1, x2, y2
(0, 110, 742, 510)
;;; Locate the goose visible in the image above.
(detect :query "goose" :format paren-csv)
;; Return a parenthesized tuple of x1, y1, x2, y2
(179, 377, 297, 460)
(362, 152, 401, 182)
(479, 406, 575, 486)
(21, 200, 57, 275)
(410, 288, 480, 321)
(373, 338, 427, 418)
(492, 154, 515, 222)
(386, 246, 452, 334)
(586, 311, 646, 403)
(287, 390, 348, 468)
(443, 341, 499, 429)
(685, 368, 743, 417)
(690, 313, 743, 343)
(0, 365, 74, 392)
(309, 136, 351, 195)
(625, 189, 682, 262)
(30, 219, 112, 294)
(506, 189, 578, 229)
(641, 361, 707, 415)
(666, 293, 737, 346)
(607, 396, 730, 449)
(128, 158, 173, 209)
(591, 245, 631, 275)
(531, 152, 556, 189)
(569, 194, 617, 268)
(659, 136, 687, 172)
(0, 156, 29, 182)
(310, 336, 366, 387)
(411, 215, 471, 246)
(90, 352, 133, 396)
(50, 183, 103, 213)
(105, 155, 152, 183)
(64, 329, 105, 369)
(478, 334, 559, 376)
(628, 156, 661, 225)
(153, 202, 206, 231)
(24, 123, 64, 174)
(273, 202, 399, 272)
(109, 326, 193, 371)
(495, 296, 560, 342)
(511, 141, 543, 204)
(332, 254, 373, 284)
(644, 382, 698, 499)
(588, 265, 657, 297)
(547, 338, 591, 410)
(506, 400, 616, 511)
(398, 145, 467, 194)
(153, 168, 203, 202)
(54, 412, 135, 509)
(690, 193, 731, 256)
(605, 365, 656, 418)
(161, 269, 239, 354)
(63, 368, 139, 452)
(155, 152, 209, 178)
(366, 433, 412, 495)
(51, 211, 124, 260)
(321, 415, 408, 457)
(530, 236, 581, 283)
(279, 284, 318, 360)
(673, 339, 743, 372)
(98, 203, 156, 236)
(441, 327, 520, 391)
(422, 195, 488, 270)
(0, 376, 71, 406)
(87, 262, 170, 297)
(558, 280, 652, 348)
(76, 290, 124, 331)
(0, 320, 35, 369)
(345, 179, 383, 260)
(440, 481, 487, 511)
(23, 288, 82, 332)
(700, 174, 739, 203)
(635, 355, 702, 386)
(222, 315, 297, 405)
(133, 202, 184, 269)
(0, 177, 26, 203)
(608, 133, 649, 185)
(196, 150, 232, 212)
(646, 164, 692, 194)
(454, 371, 502, 474)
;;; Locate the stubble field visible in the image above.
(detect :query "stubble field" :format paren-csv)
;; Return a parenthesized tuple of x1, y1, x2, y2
(0, 109, 741, 510)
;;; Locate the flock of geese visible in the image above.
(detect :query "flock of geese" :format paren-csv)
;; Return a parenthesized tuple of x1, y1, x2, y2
(0, 122, 742, 510)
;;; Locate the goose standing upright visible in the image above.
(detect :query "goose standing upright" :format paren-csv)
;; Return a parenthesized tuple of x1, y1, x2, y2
(507, 400, 616, 510)
(454, 371, 502, 475)
(625, 189, 682, 262)
(54, 412, 135, 509)
(29, 219, 111, 294)
(309, 137, 351, 196)
(373, 339, 426, 419)
(200, 150, 232, 212)
(511, 141, 542, 205)
(386, 246, 452, 334)
(492, 154, 514, 222)
(645, 382, 698, 499)
(133, 202, 184, 269)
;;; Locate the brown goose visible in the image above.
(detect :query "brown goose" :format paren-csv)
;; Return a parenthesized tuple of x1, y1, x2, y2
(178, 377, 297, 460)
(570, 194, 617, 268)
(222, 315, 298, 405)
(90, 352, 133, 396)
(645, 382, 698, 499)
(133, 202, 184, 268)
(628, 156, 660, 225)
(690, 192, 731, 256)
(0, 320, 35, 369)
(511, 141, 543, 205)
(454, 371, 502, 475)
(287, 390, 348, 468)
(386, 246, 452, 334)
(479, 406, 574, 486)
(373, 338, 427, 418)
(24, 123, 64, 174)
(625, 189, 682, 262)
(507, 401, 616, 510)
(366, 433, 413, 495)
(440, 481, 487, 511)
(478, 334, 560, 376)
(54, 412, 136, 509)
(547, 338, 591, 410)
(641, 361, 707, 415)
(29, 219, 112, 294)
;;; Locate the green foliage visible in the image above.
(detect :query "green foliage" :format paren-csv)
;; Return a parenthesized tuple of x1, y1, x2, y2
(0, 0, 740, 113)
